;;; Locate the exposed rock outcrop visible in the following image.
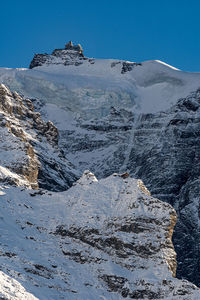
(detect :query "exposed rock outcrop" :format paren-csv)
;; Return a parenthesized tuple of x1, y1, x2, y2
(29, 41, 85, 69)
(0, 84, 77, 190)
(56, 90, 200, 286)
(0, 172, 199, 299)
(121, 61, 142, 73)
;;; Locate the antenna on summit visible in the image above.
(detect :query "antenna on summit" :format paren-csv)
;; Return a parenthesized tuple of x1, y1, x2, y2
(65, 41, 74, 49)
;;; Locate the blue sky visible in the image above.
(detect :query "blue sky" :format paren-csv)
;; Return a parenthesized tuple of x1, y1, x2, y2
(1, 0, 200, 71)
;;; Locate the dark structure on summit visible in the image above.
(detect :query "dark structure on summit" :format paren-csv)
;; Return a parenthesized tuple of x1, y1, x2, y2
(65, 41, 83, 54)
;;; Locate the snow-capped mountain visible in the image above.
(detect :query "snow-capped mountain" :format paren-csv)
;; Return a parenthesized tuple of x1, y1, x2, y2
(1, 41, 200, 297)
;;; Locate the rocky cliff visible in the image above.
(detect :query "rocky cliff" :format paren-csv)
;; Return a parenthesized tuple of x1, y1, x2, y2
(55, 89, 200, 286)
(29, 41, 86, 69)
(0, 172, 199, 299)
(0, 84, 77, 190)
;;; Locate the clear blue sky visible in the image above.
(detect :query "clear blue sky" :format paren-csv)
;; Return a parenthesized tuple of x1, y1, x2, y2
(1, 0, 200, 71)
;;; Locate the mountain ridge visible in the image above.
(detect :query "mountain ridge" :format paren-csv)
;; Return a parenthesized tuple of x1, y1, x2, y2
(0, 171, 200, 299)
(1, 43, 200, 296)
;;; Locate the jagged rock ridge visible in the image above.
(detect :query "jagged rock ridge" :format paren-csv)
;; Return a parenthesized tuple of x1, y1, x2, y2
(0, 172, 199, 299)
(29, 41, 141, 74)
(29, 41, 85, 69)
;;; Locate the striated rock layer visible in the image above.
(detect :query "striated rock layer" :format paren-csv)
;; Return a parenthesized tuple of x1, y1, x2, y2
(0, 172, 199, 299)
(48, 89, 200, 287)
(0, 84, 77, 190)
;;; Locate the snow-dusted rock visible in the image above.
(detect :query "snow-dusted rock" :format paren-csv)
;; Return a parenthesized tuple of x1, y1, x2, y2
(0, 173, 199, 299)
(29, 41, 85, 69)
(1, 44, 200, 287)
(54, 89, 200, 286)
(0, 84, 77, 190)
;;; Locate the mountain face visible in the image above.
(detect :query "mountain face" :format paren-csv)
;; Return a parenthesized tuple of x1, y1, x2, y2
(0, 83, 77, 191)
(29, 41, 84, 69)
(1, 42, 200, 297)
(0, 171, 200, 299)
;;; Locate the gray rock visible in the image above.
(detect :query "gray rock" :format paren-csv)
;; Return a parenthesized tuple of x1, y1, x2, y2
(29, 42, 85, 69)
(0, 84, 78, 190)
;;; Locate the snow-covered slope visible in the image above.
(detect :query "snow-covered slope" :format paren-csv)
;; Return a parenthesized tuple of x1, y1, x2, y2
(0, 172, 199, 299)
(1, 42, 200, 289)
(0, 271, 37, 300)
(1, 45, 200, 117)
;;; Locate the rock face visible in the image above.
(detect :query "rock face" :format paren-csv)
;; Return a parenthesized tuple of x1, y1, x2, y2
(52, 90, 200, 287)
(0, 172, 199, 299)
(2, 48, 200, 289)
(29, 41, 85, 69)
(29, 41, 142, 72)
(130, 90, 200, 287)
(0, 84, 77, 190)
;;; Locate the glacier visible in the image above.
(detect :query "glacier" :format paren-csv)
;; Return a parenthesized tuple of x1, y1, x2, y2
(0, 42, 200, 297)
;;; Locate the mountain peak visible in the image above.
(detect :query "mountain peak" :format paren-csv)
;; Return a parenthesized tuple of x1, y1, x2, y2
(29, 41, 85, 69)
